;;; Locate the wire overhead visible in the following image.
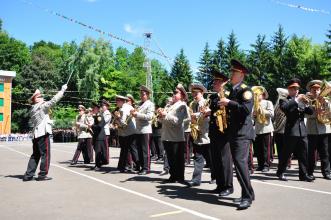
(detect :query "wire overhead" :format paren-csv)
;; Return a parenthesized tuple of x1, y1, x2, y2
(19, 0, 172, 61)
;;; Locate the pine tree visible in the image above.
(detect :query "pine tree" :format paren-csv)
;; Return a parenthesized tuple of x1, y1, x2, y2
(325, 25, 331, 74)
(170, 49, 193, 91)
(212, 38, 227, 71)
(270, 25, 288, 87)
(247, 34, 271, 85)
(196, 42, 213, 89)
(225, 31, 246, 75)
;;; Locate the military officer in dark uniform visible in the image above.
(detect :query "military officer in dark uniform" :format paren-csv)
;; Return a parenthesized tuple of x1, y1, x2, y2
(91, 101, 107, 171)
(219, 59, 255, 210)
(207, 70, 233, 195)
(276, 78, 314, 182)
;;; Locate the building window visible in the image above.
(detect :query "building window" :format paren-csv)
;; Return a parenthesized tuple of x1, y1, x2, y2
(0, 98, 3, 107)
(0, 83, 4, 92)
(0, 113, 3, 122)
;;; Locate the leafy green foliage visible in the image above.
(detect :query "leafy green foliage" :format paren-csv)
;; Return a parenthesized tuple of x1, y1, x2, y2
(52, 106, 77, 129)
(1, 18, 330, 132)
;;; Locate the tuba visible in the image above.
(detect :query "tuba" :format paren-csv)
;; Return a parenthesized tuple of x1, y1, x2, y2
(252, 86, 268, 125)
(316, 80, 331, 124)
(273, 88, 288, 132)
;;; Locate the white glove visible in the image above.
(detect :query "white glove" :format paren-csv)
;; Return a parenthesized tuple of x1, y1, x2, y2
(61, 84, 68, 92)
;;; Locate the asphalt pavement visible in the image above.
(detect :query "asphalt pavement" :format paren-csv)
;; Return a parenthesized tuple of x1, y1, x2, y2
(1, 141, 331, 220)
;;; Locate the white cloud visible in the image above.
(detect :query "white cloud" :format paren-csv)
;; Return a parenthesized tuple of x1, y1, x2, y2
(123, 22, 153, 37)
(124, 24, 137, 34)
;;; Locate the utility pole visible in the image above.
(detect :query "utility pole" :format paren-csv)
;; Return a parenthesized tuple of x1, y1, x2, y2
(143, 32, 153, 100)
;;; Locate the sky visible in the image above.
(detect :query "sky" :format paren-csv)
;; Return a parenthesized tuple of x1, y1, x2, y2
(1, 0, 330, 72)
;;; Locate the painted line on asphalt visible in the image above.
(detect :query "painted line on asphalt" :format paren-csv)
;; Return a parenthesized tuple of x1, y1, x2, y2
(1, 145, 220, 220)
(251, 179, 331, 195)
(50, 147, 331, 195)
(51, 148, 195, 174)
(150, 210, 183, 218)
(4, 144, 331, 196)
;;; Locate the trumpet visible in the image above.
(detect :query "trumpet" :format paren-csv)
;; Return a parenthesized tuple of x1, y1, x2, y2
(298, 94, 313, 104)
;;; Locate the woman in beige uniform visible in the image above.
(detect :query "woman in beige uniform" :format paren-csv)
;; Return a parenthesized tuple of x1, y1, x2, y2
(157, 84, 189, 184)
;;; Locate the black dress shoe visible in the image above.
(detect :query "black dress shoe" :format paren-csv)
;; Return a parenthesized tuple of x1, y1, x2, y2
(159, 170, 169, 176)
(150, 155, 158, 161)
(23, 176, 34, 182)
(209, 179, 216, 184)
(162, 178, 177, 184)
(36, 176, 52, 181)
(237, 200, 252, 210)
(262, 167, 269, 173)
(255, 167, 263, 171)
(209, 187, 221, 194)
(178, 180, 191, 186)
(324, 174, 331, 180)
(277, 173, 287, 181)
(234, 196, 255, 204)
(299, 174, 314, 182)
(187, 180, 201, 187)
(70, 161, 77, 165)
(138, 170, 148, 175)
(219, 188, 234, 197)
(94, 166, 101, 171)
(233, 197, 242, 204)
(308, 174, 316, 180)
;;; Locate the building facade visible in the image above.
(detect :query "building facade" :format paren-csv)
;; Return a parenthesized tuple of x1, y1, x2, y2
(0, 70, 16, 134)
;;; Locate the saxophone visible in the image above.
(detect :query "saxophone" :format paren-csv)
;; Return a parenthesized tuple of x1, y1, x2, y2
(112, 110, 121, 129)
(190, 98, 210, 141)
(189, 102, 199, 141)
(119, 106, 137, 129)
(252, 86, 268, 125)
(84, 113, 94, 135)
(152, 108, 163, 127)
(215, 83, 228, 133)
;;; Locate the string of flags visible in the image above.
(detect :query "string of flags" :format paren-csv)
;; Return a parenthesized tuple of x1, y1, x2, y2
(19, 0, 172, 60)
(272, 0, 330, 15)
